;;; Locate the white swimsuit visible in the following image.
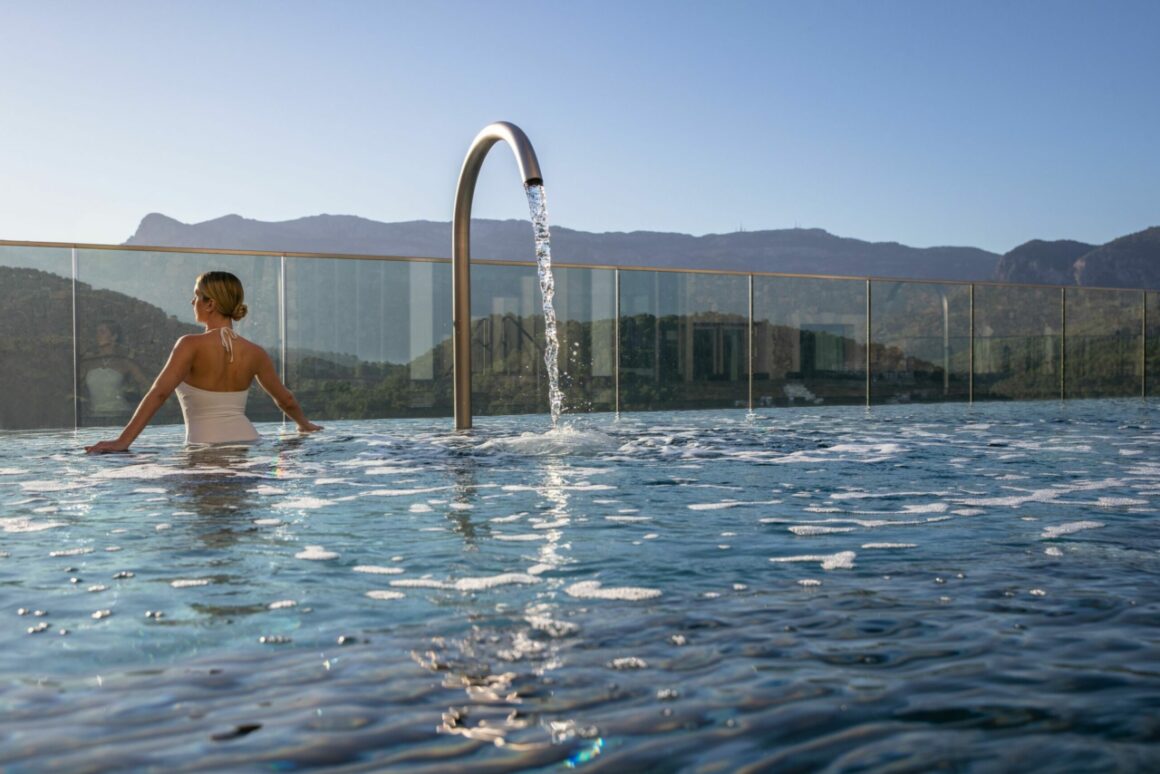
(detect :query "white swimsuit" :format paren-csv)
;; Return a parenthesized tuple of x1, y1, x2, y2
(173, 328, 259, 444)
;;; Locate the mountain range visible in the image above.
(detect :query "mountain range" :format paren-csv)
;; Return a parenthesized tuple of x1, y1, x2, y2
(126, 213, 1160, 290)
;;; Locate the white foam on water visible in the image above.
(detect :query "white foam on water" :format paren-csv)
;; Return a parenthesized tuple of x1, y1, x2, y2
(901, 503, 949, 514)
(797, 579, 823, 587)
(688, 499, 781, 511)
(20, 480, 86, 492)
(268, 600, 296, 610)
(501, 483, 615, 492)
(295, 545, 339, 560)
(763, 516, 921, 528)
(952, 508, 985, 516)
(479, 427, 615, 456)
(565, 581, 661, 601)
(274, 497, 335, 510)
(533, 519, 567, 529)
(409, 503, 433, 513)
(364, 486, 453, 497)
(250, 485, 284, 495)
(252, 518, 282, 526)
(133, 487, 166, 494)
(489, 513, 526, 523)
(958, 489, 1061, 507)
(1096, 496, 1147, 507)
(390, 578, 452, 589)
(1045, 546, 1064, 556)
(49, 547, 93, 557)
(1041, 521, 1105, 539)
(171, 579, 211, 588)
(366, 590, 406, 600)
(493, 534, 545, 542)
(861, 543, 917, 549)
(362, 466, 430, 476)
(1, 517, 66, 533)
(769, 551, 856, 570)
(0, 468, 25, 475)
(353, 565, 404, 575)
(608, 657, 648, 670)
(788, 525, 857, 536)
(454, 573, 540, 591)
(605, 515, 651, 522)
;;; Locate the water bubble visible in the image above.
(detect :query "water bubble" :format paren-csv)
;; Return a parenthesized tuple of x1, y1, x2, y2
(258, 635, 291, 644)
(91, 609, 112, 620)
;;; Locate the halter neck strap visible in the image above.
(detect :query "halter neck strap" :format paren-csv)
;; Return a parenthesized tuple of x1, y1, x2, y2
(209, 327, 239, 362)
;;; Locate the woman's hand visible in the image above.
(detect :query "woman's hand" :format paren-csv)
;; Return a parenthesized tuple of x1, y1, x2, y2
(85, 439, 131, 454)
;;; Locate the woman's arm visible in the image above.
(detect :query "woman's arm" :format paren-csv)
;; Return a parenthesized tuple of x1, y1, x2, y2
(85, 338, 196, 453)
(253, 349, 322, 432)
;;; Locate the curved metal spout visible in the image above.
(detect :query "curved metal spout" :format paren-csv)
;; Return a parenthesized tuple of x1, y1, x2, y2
(452, 121, 544, 430)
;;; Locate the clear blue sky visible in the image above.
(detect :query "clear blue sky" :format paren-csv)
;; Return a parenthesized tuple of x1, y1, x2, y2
(1, 0, 1157, 253)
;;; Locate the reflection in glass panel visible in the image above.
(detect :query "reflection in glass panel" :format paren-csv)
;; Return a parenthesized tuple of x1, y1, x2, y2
(76, 248, 283, 427)
(619, 271, 748, 411)
(470, 263, 615, 417)
(1065, 288, 1142, 398)
(753, 277, 866, 407)
(0, 245, 74, 429)
(973, 285, 1061, 400)
(286, 257, 451, 419)
(1147, 293, 1160, 398)
(870, 282, 971, 404)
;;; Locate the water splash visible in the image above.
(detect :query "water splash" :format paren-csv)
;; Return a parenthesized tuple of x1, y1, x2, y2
(526, 183, 563, 427)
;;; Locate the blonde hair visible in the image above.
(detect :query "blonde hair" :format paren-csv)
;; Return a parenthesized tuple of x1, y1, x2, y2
(195, 271, 248, 321)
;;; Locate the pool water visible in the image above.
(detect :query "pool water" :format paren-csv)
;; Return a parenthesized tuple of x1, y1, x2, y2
(2, 401, 1159, 771)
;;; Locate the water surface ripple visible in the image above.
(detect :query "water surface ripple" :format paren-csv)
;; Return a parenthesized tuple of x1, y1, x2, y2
(1, 400, 1158, 771)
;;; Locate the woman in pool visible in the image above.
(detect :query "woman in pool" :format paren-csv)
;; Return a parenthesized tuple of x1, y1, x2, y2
(85, 271, 321, 453)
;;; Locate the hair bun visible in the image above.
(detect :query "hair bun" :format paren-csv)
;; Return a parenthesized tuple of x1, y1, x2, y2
(233, 303, 249, 321)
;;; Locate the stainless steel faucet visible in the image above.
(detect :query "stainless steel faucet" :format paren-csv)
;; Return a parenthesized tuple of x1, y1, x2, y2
(451, 121, 544, 430)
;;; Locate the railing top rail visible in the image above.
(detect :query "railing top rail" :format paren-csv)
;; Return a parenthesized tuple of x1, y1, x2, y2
(2, 238, 1157, 294)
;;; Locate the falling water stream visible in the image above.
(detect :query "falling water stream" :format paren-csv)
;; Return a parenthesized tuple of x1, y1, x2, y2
(526, 183, 563, 427)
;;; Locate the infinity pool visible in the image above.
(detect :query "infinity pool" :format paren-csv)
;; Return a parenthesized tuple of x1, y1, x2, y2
(2, 401, 1159, 771)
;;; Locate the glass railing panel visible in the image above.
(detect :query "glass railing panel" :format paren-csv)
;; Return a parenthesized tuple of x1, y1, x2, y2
(1147, 292, 1160, 398)
(0, 244, 74, 429)
(467, 263, 615, 417)
(870, 281, 971, 404)
(1065, 288, 1143, 398)
(285, 256, 451, 419)
(753, 276, 867, 407)
(618, 270, 749, 411)
(75, 248, 283, 426)
(972, 285, 1061, 400)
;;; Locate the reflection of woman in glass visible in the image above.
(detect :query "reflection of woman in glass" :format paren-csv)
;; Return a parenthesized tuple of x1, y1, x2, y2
(80, 320, 150, 421)
(86, 271, 321, 453)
